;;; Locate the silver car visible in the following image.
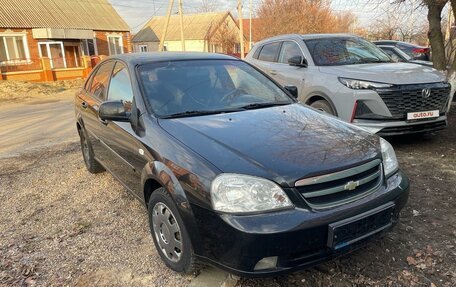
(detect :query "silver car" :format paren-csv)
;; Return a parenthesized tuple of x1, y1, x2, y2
(246, 34, 451, 136)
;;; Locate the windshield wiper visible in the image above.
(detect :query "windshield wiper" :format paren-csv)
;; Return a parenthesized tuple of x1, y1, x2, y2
(161, 108, 242, 119)
(354, 58, 391, 64)
(239, 102, 290, 110)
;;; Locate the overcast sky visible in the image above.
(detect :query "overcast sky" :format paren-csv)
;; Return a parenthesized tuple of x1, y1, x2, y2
(108, 0, 428, 32)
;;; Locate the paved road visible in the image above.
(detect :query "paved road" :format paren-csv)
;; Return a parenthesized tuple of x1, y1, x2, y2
(0, 98, 78, 158)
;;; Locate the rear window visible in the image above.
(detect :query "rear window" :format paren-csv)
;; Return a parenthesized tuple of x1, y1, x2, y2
(258, 42, 281, 62)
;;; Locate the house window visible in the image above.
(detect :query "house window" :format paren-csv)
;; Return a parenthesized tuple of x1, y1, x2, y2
(139, 45, 148, 52)
(108, 36, 123, 55)
(0, 35, 29, 62)
(82, 39, 98, 56)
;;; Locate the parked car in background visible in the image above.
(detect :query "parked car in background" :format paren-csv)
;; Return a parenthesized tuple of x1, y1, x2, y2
(75, 53, 409, 277)
(372, 40, 431, 61)
(377, 45, 433, 67)
(246, 34, 451, 136)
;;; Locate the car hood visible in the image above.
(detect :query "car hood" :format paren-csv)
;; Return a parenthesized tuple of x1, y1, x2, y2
(158, 104, 381, 187)
(319, 62, 444, 85)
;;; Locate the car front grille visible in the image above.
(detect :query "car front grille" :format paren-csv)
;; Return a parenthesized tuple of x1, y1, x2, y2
(295, 159, 382, 209)
(376, 82, 450, 120)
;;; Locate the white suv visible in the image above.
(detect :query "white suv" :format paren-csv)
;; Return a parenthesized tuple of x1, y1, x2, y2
(246, 34, 451, 136)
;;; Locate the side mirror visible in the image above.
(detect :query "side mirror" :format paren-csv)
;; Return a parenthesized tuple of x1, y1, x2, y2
(99, 100, 131, 122)
(288, 56, 308, 67)
(284, 85, 298, 99)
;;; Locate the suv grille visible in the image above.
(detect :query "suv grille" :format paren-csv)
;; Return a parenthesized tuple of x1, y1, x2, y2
(295, 159, 382, 209)
(376, 82, 450, 120)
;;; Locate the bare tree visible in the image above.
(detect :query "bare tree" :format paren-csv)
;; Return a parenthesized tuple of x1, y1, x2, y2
(197, 0, 218, 12)
(210, 22, 238, 53)
(256, 0, 356, 40)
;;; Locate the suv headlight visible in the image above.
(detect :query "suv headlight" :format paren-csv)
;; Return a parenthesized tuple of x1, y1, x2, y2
(380, 138, 399, 177)
(211, 174, 293, 213)
(339, 77, 393, 89)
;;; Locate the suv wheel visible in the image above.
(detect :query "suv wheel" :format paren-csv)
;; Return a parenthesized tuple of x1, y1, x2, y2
(148, 188, 200, 274)
(310, 100, 336, 115)
(78, 127, 105, 174)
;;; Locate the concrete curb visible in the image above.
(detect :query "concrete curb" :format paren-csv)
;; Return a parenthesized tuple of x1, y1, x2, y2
(189, 267, 239, 287)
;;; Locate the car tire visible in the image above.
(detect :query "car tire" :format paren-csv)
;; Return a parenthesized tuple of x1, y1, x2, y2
(148, 187, 201, 274)
(78, 127, 105, 174)
(310, 100, 336, 115)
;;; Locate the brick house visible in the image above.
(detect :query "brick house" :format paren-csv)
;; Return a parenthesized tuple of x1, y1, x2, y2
(0, 0, 131, 71)
(132, 12, 243, 54)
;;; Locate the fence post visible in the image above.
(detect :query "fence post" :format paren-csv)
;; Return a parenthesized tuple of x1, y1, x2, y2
(40, 57, 55, 82)
(81, 56, 92, 78)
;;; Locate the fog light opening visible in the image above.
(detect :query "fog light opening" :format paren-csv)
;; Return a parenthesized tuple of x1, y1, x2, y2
(254, 256, 278, 271)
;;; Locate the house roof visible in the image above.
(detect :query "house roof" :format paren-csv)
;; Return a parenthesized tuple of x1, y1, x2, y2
(132, 11, 233, 43)
(0, 0, 130, 31)
(242, 18, 261, 42)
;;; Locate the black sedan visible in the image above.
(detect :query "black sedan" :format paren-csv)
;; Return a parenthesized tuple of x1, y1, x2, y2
(74, 52, 409, 277)
(377, 45, 433, 67)
(373, 40, 431, 61)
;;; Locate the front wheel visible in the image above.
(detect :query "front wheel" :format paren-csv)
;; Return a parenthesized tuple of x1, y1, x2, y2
(310, 99, 336, 116)
(148, 188, 200, 274)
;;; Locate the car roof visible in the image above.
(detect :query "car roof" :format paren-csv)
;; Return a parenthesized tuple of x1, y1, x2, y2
(373, 40, 426, 48)
(254, 33, 359, 44)
(108, 52, 239, 66)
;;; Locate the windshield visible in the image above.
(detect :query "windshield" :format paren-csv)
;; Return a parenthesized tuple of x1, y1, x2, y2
(138, 60, 294, 118)
(305, 37, 392, 66)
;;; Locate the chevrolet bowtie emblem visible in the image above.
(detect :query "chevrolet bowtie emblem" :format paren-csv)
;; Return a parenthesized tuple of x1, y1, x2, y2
(344, 180, 360, 191)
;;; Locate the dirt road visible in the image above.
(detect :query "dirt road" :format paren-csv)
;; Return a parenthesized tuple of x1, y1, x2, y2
(0, 99, 77, 158)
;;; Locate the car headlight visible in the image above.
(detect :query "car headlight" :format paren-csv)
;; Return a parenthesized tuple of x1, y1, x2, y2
(211, 174, 293, 213)
(380, 138, 399, 177)
(339, 77, 393, 89)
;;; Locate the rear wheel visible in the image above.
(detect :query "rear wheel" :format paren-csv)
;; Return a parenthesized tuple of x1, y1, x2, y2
(148, 188, 200, 274)
(310, 99, 336, 116)
(78, 127, 105, 174)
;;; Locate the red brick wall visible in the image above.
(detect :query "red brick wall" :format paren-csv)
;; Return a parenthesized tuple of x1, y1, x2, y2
(94, 31, 130, 56)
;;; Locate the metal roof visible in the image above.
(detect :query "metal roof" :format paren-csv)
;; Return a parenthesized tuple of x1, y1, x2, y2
(132, 11, 232, 43)
(0, 0, 130, 31)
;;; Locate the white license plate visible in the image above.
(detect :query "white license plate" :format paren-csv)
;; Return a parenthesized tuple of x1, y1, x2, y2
(407, 110, 439, 120)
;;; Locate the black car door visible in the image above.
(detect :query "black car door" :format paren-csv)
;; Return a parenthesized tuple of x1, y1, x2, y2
(97, 61, 146, 194)
(80, 61, 115, 164)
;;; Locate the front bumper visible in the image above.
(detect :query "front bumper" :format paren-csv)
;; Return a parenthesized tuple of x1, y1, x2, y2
(191, 170, 409, 277)
(354, 116, 447, 136)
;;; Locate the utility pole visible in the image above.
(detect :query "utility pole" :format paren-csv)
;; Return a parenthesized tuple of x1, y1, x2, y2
(178, 0, 185, 51)
(249, 0, 252, 50)
(237, 0, 245, 59)
(159, 0, 175, 52)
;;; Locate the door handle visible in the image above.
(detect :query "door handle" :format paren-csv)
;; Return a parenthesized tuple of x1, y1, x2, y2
(81, 101, 88, 109)
(270, 70, 277, 75)
(99, 118, 108, 125)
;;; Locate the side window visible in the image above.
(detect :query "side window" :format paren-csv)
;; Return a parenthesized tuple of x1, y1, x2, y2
(108, 62, 134, 112)
(90, 61, 115, 101)
(278, 41, 302, 63)
(258, 42, 281, 62)
(84, 70, 96, 91)
(253, 46, 261, 59)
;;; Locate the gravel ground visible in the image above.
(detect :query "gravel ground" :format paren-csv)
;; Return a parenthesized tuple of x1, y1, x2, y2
(0, 143, 193, 287)
(0, 91, 455, 286)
